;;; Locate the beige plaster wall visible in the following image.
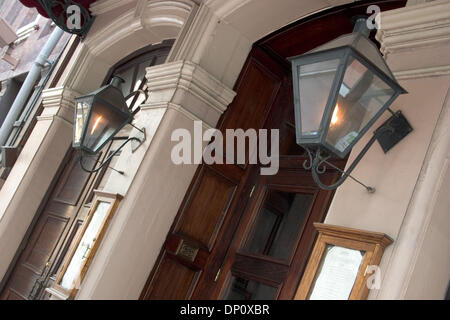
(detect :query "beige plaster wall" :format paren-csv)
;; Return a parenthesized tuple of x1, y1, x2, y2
(326, 75, 450, 299)
(326, 0, 450, 299)
(405, 138, 450, 299)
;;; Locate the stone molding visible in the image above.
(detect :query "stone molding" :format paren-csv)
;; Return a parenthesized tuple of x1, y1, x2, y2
(394, 64, 450, 80)
(85, 1, 194, 58)
(377, 0, 450, 79)
(89, 0, 135, 15)
(39, 87, 80, 124)
(146, 60, 236, 125)
(377, 0, 450, 54)
(63, 0, 197, 94)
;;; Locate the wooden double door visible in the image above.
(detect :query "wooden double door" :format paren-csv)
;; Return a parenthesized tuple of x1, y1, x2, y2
(0, 151, 101, 300)
(141, 45, 343, 300)
(141, 156, 340, 300)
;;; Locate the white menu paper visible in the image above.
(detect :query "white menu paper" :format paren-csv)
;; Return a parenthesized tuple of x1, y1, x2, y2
(308, 245, 364, 300)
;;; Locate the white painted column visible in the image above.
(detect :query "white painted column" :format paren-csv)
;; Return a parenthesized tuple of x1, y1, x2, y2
(75, 60, 235, 299)
(0, 87, 78, 282)
(375, 0, 450, 300)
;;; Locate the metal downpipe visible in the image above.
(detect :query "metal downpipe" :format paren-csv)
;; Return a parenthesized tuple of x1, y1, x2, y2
(0, 27, 65, 148)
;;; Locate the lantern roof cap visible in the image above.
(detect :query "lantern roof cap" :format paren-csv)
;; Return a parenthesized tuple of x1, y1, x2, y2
(76, 77, 130, 115)
(306, 29, 395, 82)
(300, 16, 396, 82)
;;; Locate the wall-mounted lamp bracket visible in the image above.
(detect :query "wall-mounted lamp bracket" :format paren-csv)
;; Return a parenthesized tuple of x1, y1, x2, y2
(79, 134, 144, 174)
(129, 125, 146, 153)
(375, 111, 413, 153)
(303, 110, 412, 192)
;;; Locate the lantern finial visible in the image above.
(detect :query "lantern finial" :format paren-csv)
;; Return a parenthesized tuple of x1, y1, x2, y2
(110, 76, 125, 89)
(352, 16, 370, 37)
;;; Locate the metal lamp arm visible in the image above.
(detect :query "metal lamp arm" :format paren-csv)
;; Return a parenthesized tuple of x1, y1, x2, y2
(79, 136, 142, 173)
(308, 126, 395, 192)
(125, 89, 149, 115)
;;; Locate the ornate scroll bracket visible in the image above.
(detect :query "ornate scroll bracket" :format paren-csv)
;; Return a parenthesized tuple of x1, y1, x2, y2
(37, 0, 95, 39)
(302, 111, 412, 193)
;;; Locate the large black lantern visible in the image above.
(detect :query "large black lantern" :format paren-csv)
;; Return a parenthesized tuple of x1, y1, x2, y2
(289, 17, 412, 191)
(73, 76, 146, 173)
(73, 77, 133, 154)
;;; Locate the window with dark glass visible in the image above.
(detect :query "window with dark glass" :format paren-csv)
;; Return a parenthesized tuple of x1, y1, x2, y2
(225, 188, 314, 300)
(106, 40, 173, 113)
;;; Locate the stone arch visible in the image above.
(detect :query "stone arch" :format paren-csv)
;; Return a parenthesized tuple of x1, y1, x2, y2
(63, 0, 197, 94)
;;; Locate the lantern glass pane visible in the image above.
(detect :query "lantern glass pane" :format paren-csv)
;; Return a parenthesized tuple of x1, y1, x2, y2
(297, 59, 340, 137)
(325, 57, 395, 154)
(353, 36, 394, 80)
(83, 101, 129, 153)
(74, 101, 89, 144)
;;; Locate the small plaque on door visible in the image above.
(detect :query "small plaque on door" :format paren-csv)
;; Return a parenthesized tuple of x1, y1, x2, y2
(176, 240, 199, 262)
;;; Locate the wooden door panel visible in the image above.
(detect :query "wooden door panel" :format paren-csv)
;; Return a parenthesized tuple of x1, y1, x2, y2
(232, 253, 289, 286)
(219, 57, 281, 133)
(4, 289, 24, 300)
(144, 254, 199, 300)
(218, 50, 284, 168)
(141, 48, 285, 300)
(0, 151, 100, 300)
(23, 214, 69, 274)
(4, 263, 40, 299)
(218, 168, 340, 300)
(175, 167, 237, 249)
(53, 154, 99, 205)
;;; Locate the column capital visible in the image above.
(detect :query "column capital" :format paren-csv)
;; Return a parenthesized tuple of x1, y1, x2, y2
(376, 0, 450, 79)
(145, 60, 236, 127)
(40, 86, 80, 124)
(377, 0, 450, 54)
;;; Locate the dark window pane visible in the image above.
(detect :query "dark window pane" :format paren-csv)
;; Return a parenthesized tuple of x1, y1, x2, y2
(226, 277, 278, 300)
(244, 190, 313, 260)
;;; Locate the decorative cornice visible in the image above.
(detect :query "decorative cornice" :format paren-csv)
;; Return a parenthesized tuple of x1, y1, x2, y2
(42, 87, 79, 109)
(89, 0, 135, 16)
(40, 87, 80, 124)
(376, 0, 450, 55)
(85, 0, 195, 58)
(394, 64, 450, 80)
(139, 0, 194, 29)
(140, 101, 213, 129)
(204, 0, 252, 19)
(146, 60, 236, 114)
(314, 223, 393, 248)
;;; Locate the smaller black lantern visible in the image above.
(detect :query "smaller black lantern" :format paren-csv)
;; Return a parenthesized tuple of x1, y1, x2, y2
(73, 77, 133, 154)
(73, 76, 146, 173)
(289, 17, 412, 192)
